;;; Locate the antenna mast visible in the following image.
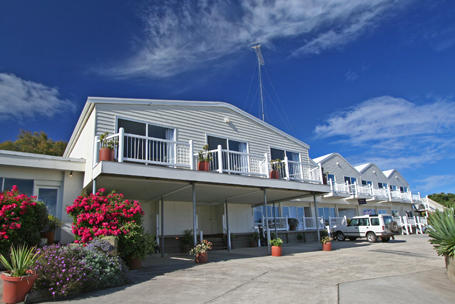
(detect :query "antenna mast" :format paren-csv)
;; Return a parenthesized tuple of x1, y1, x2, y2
(251, 44, 265, 121)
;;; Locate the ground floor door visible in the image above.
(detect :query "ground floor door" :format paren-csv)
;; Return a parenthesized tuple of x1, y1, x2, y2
(338, 208, 357, 219)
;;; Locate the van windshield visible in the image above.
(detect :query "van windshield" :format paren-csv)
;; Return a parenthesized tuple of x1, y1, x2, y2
(383, 216, 393, 225)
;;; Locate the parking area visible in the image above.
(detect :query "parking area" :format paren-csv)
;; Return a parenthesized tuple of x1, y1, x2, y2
(39, 235, 455, 304)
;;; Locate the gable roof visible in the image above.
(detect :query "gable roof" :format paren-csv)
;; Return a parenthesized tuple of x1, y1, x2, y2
(383, 169, 395, 178)
(64, 97, 310, 157)
(354, 163, 372, 173)
(313, 152, 360, 173)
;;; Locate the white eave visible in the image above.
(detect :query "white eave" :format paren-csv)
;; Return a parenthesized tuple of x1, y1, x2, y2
(64, 96, 310, 157)
(0, 150, 85, 172)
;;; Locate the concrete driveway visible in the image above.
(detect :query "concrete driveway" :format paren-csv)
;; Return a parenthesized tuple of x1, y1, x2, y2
(34, 235, 455, 303)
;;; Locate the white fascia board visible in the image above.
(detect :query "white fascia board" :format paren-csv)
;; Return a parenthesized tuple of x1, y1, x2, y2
(94, 161, 329, 193)
(63, 101, 95, 157)
(86, 96, 310, 149)
(0, 150, 85, 171)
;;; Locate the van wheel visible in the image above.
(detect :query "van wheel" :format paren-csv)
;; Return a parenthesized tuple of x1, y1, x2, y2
(381, 237, 390, 242)
(348, 237, 357, 241)
(336, 232, 345, 241)
(367, 232, 377, 243)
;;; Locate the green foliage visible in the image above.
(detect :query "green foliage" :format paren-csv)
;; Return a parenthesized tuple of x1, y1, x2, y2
(198, 144, 211, 162)
(47, 214, 62, 231)
(428, 193, 455, 209)
(428, 209, 455, 257)
(118, 222, 156, 259)
(0, 245, 40, 277)
(270, 238, 283, 247)
(189, 240, 213, 256)
(0, 130, 67, 156)
(99, 132, 118, 149)
(82, 246, 125, 289)
(321, 236, 332, 244)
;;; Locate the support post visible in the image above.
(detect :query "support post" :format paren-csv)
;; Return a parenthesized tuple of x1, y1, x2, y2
(264, 153, 269, 178)
(92, 178, 96, 195)
(273, 202, 277, 237)
(217, 145, 223, 173)
(313, 193, 320, 241)
(192, 183, 197, 246)
(189, 140, 194, 170)
(225, 200, 231, 252)
(318, 163, 324, 184)
(284, 156, 290, 180)
(118, 128, 124, 163)
(264, 189, 271, 253)
(93, 135, 99, 167)
(160, 197, 164, 257)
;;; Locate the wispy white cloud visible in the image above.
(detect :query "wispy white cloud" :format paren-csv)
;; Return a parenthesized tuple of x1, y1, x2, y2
(0, 73, 75, 120)
(415, 175, 455, 193)
(314, 96, 455, 170)
(105, 0, 409, 78)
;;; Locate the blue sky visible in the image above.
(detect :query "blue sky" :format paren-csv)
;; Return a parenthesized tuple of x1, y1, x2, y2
(0, 0, 454, 195)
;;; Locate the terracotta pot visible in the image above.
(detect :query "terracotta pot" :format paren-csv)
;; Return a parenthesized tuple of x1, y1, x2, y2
(127, 257, 142, 270)
(44, 230, 55, 244)
(269, 170, 280, 179)
(1, 271, 37, 304)
(198, 161, 210, 171)
(195, 252, 208, 263)
(271, 246, 282, 256)
(99, 148, 114, 161)
(322, 242, 332, 251)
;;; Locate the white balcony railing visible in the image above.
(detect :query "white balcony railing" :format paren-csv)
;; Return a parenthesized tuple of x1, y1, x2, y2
(93, 128, 322, 185)
(390, 190, 412, 202)
(372, 188, 389, 200)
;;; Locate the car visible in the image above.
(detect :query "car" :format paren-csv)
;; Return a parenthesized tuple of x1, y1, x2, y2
(334, 214, 398, 243)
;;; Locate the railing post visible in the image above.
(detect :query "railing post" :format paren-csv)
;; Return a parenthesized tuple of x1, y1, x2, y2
(299, 161, 304, 181)
(189, 140, 194, 170)
(93, 135, 99, 167)
(387, 186, 392, 201)
(329, 179, 334, 193)
(118, 128, 124, 163)
(217, 145, 223, 173)
(284, 155, 290, 180)
(318, 163, 324, 184)
(264, 153, 269, 178)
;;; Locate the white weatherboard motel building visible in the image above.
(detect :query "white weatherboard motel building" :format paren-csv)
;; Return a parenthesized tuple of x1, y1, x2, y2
(0, 97, 426, 252)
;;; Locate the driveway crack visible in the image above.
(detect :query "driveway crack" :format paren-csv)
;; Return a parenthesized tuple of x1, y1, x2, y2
(203, 271, 269, 303)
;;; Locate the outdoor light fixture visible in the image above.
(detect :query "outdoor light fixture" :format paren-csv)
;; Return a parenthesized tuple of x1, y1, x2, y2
(336, 161, 340, 166)
(224, 117, 231, 123)
(372, 170, 376, 174)
(69, 171, 73, 177)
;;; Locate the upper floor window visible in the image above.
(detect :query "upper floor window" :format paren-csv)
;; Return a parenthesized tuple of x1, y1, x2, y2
(344, 176, 357, 185)
(361, 180, 372, 186)
(378, 182, 388, 189)
(207, 136, 248, 172)
(270, 148, 299, 162)
(390, 185, 397, 191)
(327, 174, 335, 183)
(118, 118, 174, 140)
(207, 136, 247, 153)
(400, 186, 408, 193)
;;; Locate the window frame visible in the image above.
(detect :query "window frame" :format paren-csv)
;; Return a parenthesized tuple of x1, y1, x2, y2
(115, 115, 177, 141)
(269, 146, 301, 162)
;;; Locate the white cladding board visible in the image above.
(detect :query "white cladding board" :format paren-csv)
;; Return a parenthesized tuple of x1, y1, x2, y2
(320, 154, 360, 183)
(387, 171, 410, 188)
(358, 164, 389, 189)
(94, 103, 310, 163)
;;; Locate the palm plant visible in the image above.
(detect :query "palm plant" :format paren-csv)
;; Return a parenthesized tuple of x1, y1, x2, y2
(428, 209, 455, 257)
(0, 246, 41, 277)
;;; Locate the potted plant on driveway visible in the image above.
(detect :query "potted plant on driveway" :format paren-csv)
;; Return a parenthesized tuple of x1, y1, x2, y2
(270, 238, 283, 256)
(321, 236, 332, 251)
(0, 246, 40, 304)
(43, 215, 62, 245)
(99, 132, 117, 162)
(119, 223, 156, 270)
(189, 240, 213, 263)
(269, 159, 282, 179)
(198, 145, 211, 171)
(428, 209, 455, 283)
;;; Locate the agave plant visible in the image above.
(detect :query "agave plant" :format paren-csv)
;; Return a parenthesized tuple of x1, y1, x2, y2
(427, 209, 455, 257)
(0, 245, 41, 277)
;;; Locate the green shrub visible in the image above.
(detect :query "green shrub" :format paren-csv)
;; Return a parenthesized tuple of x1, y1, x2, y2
(428, 209, 455, 257)
(270, 238, 283, 247)
(118, 222, 156, 260)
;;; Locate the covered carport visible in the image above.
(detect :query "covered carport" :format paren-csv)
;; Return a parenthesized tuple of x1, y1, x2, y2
(89, 161, 329, 255)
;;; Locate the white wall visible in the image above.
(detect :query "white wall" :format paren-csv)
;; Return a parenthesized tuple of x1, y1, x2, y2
(387, 170, 410, 190)
(60, 171, 84, 243)
(359, 164, 389, 190)
(320, 155, 360, 185)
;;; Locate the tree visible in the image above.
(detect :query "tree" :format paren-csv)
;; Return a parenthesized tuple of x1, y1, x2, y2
(0, 130, 67, 156)
(428, 193, 455, 209)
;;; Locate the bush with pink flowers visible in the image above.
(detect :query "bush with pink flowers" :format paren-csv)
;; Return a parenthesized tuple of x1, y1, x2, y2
(66, 188, 144, 244)
(0, 186, 48, 255)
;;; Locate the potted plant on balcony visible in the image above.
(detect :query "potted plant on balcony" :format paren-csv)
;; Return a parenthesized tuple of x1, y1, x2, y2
(427, 209, 455, 283)
(269, 159, 282, 179)
(197, 144, 211, 171)
(189, 240, 213, 263)
(43, 215, 62, 245)
(270, 238, 283, 256)
(0, 246, 40, 304)
(99, 132, 117, 162)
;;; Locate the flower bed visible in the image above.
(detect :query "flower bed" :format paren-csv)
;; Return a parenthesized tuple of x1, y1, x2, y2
(0, 186, 48, 255)
(66, 188, 144, 244)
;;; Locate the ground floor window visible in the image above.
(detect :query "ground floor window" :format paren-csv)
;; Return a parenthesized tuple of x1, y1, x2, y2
(38, 188, 58, 217)
(318, 207, 335, 224)
(253, 206, 280, 223)
(282, 206, 305, 219)
(1, 177, 34, 196)
(363, 208, 376, 215)
(378, 209, 389, 215)
(338, 208, 357, 218)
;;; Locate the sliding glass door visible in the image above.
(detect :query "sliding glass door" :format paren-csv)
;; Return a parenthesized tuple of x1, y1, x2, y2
(207, 136, 248, 173)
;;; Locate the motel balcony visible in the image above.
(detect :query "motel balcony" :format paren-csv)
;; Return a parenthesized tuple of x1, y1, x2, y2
(92, 128, 323, 184)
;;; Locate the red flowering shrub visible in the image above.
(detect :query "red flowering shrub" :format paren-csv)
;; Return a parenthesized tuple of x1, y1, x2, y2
(66, 189, 144, 244)
(0, 186, 48, 255)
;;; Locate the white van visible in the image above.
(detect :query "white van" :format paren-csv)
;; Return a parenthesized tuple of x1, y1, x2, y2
(334, 214, 397, 242)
